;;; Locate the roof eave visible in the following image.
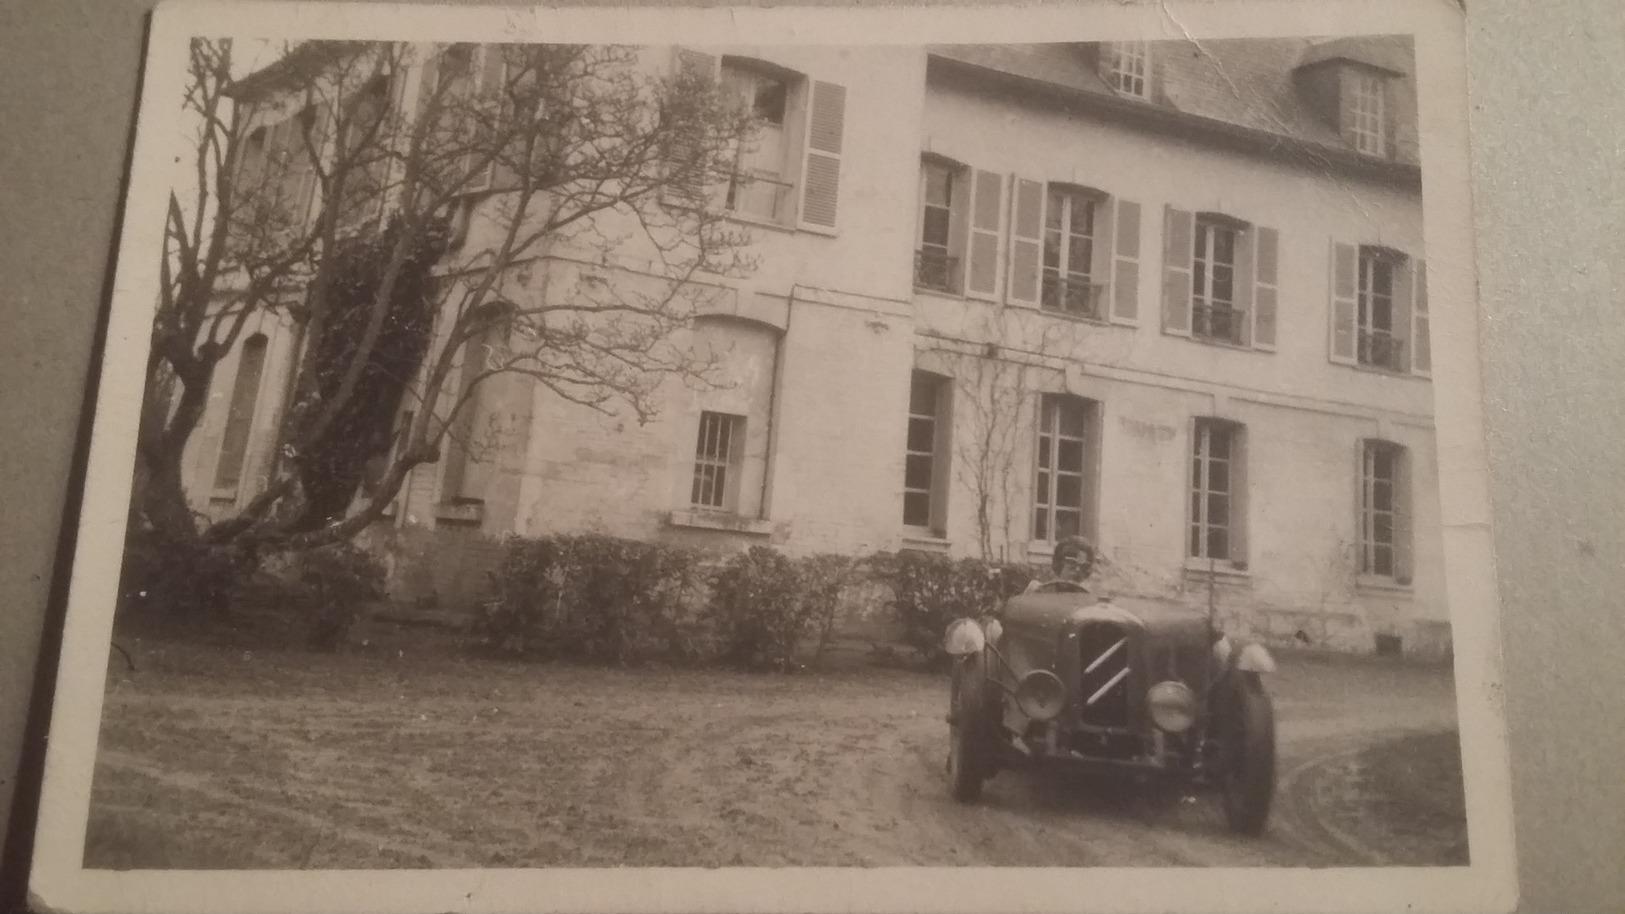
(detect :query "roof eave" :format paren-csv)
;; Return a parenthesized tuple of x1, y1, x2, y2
(926, 53, 1422, 193)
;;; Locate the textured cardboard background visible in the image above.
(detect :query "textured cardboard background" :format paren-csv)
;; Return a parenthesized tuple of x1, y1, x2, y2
(1, 1, 1620, 909)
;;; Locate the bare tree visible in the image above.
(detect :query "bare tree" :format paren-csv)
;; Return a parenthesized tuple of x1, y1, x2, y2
(924, 310, 1066, 562)
(134, 39, 755, 597)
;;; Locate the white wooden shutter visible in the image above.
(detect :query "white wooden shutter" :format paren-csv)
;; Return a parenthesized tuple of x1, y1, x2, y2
(1392, 256, 1414, 372)
(1330, 240, 1358, 364)
(1394, 445, 1414, 584)
(463, 45, 506, 194)
(799, 81, 846, 230)
(1252, 226, 1279, 349)
(664, 48, 720, 207)
(1111, 198, 1141, 324)
(1232, 225, 1254, 347)
(1006, 178, 1044, 305)
(966, 170, 1005, 300)
(1230, 425, 1249, 566)
(1161, 206, 1193, 335)
(1411, 258, 1430, 375)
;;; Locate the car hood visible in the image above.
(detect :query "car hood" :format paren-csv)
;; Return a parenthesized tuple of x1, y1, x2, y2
(1002, 590, 1212, 643)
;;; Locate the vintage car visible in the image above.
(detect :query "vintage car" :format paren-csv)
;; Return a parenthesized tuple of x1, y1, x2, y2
(943, 580, 1279, 835)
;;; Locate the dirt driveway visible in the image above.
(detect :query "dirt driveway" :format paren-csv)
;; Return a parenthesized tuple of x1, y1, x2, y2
(85, 641, 1462, 869)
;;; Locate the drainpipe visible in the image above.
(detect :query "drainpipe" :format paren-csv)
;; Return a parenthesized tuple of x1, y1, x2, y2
(758, 287, 795, 521)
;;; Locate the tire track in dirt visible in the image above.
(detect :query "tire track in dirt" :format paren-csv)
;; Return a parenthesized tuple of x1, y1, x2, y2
(94, 750, 480, 868)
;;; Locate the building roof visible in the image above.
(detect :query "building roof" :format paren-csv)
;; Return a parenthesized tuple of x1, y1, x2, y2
(926, 37, 1420, 188)
(226, 41, 367, 102)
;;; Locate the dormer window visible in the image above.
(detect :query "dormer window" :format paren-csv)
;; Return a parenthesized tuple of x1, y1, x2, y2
(1102, 41, 1151, 99)
(1347, 70, 1388, 156)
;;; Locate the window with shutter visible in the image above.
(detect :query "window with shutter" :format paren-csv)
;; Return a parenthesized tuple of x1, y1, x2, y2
(1162, 206, 1193, 336)
(1411, 259, 1430, 376)
(965, 170, 1005, 299)
(1040, 187, 1102, 318)
(213, 334, 270, 496)
(1253, 226, 1279, 349)
(721, 62, 796, 223)
(1111, 198, 1141, 325)
(1354, 245, 1409, 372)
(915, 160, 964, 292)
(1191, 219, 1244, 345)
(798, 80, 845, 231)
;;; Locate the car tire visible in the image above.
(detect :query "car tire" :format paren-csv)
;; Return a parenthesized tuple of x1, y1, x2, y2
(1218, 672, 1277, 836)
(947, 656, 992, 803)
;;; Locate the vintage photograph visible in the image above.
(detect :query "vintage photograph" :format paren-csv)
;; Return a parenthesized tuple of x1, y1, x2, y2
(27, 2, 1514, 912)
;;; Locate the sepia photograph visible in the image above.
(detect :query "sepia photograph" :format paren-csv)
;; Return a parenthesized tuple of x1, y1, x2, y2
(25, 2, 1515, 912)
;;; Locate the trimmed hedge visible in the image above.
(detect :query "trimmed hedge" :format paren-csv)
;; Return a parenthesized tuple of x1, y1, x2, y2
(476, 534, 1033, 671)
(865, 550, 1034, 666)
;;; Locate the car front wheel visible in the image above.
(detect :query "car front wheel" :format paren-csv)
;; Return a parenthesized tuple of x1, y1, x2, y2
(1217, 672, 1277, 835)
(946, 656, 993, 802)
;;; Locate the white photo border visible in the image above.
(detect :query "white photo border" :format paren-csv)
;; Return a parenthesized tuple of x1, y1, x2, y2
(29, 1, 1516, 912)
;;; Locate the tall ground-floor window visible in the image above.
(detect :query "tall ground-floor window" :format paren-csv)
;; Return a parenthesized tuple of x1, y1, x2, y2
(903, 370, 950, 535)
(213, 333, 269, 493)
(1359, 438, 1410, 580)
(1033, 394, 1094, 543)
(1190, 418, 1246, 564)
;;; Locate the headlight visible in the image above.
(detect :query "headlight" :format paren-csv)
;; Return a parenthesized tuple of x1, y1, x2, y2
(1147, 680, 1196, 733)
(1014, 669, 1066, 721)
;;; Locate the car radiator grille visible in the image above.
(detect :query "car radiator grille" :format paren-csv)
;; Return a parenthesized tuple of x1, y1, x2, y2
(1077, 622, 1132, 728)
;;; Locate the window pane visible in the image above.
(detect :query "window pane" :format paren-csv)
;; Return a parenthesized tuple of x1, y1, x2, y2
(922, 208, 951, 247)
(1207, 493, 1229, 527)
(1033, 507, 1049, 541)
(1058, 401, 1086, 437)
(1035, 470, 1050, 500)
(924, 166, 951, 206)
(1191, 456, 1204, 489)
(1056, 474, 1081, 509)
(1373, 481, 1392, 512)
(1373, 512, 1393, 543)
(1037, 437, 1052, 469)
(1190, 524, 1203, 557)
(903, 492, 931, 527)
(905, 454, 934, 490)
(909, 374, 937, 414)
(1055, 510, 1081, 539)
(1212, 264, 1233, 303)
(1209, 426, 1232, 460)
(1057, 438, 1084, 472)
(1375, 545, 1393, 576)
(1370, 449, 1392, 479)
(1069, 198, 1093, 235)
(907, 417, 935, 453)
(1045, 193, 1063, 229)
(1214, 227, 1235, 263)
(1192, 259, 1207, 298)
(1208, 461, 1229, 494)
(1068, 236, 1092, 275)
(1208, 528, 1228, 559)
(1191, 489, 1203, 523)
(1374, 260, 1393, 296)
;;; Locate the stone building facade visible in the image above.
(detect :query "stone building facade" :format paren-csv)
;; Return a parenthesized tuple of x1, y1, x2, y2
(184, 37, 1448, 657)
